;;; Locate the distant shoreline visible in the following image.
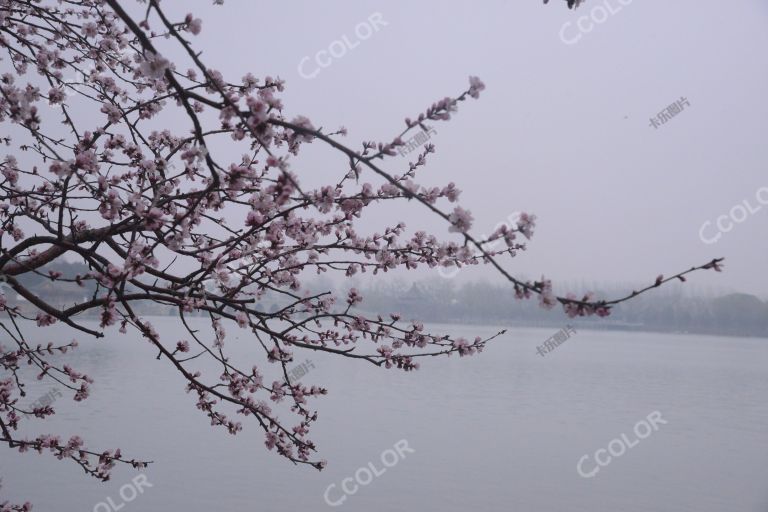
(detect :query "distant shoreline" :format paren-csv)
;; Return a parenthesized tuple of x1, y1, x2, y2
(354, 308, 768, 341)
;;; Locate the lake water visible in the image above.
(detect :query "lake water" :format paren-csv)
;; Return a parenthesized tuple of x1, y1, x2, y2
(2, 318, 767, 511)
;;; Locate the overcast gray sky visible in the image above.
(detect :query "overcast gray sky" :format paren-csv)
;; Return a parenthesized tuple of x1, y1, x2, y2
(169, 0, 768, 297)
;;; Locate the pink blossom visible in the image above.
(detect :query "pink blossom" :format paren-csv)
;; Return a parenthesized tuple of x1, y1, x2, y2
(100, 103, 121, 123)
(138, 52, 170, 80)
(538, 277, 557, 310)
(448, 206, 474, 233)
(516, 212, 536, 239)
(35, 313, 57, 327)
(74, 150, 99, 173)
(185, 14, 203, 35)
(468, 76, 486, 99)
(347, 288, 363, 306)
(48, 87, 66, 105)
(235, 311, 249, 328)
(82, 22, 98, 37)
(289, 116, 316, 147)
(452, 337, 476, 356)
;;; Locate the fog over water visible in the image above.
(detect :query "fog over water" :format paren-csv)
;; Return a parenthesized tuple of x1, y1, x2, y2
(1, 318, 767, 511)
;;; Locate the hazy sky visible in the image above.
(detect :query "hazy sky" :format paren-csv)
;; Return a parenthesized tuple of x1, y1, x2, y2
(163, 1, 768, 297)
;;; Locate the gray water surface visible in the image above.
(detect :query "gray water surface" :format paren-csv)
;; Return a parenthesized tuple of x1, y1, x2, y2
(2, 318, 767, 511)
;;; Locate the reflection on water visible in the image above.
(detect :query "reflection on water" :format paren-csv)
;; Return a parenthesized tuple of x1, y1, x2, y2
(2, 318, 767, 512)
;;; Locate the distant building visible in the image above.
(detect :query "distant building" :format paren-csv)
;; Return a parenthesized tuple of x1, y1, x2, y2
(34, 281, 90, 310)
(394, 283, 429, 319)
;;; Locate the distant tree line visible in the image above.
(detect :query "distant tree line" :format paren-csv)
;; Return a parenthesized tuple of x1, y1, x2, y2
(9, 266, 762, 338)
(354, 279, 768, 339)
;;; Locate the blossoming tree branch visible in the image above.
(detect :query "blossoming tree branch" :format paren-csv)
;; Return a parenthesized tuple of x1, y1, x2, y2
(0, 0, 722, 508)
